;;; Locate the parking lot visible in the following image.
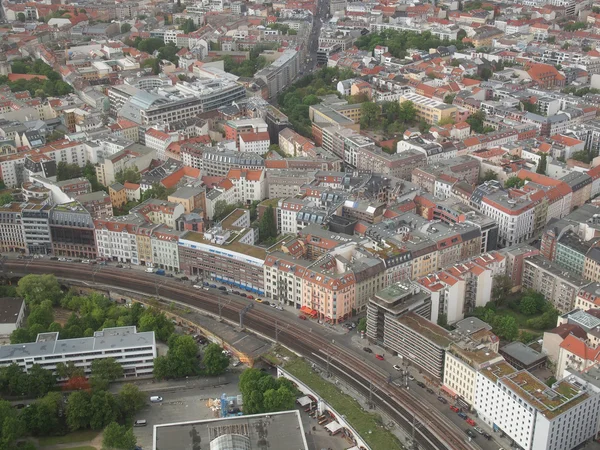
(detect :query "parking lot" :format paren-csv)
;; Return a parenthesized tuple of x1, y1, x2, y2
(132, 383, 242, 450)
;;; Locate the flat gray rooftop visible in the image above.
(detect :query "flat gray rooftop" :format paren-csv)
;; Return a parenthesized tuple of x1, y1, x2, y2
(0, 326, 155, 361)
(154, 411, 308, 450)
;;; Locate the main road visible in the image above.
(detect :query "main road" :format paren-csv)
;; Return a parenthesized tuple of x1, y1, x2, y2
(4, 260, 478, 450)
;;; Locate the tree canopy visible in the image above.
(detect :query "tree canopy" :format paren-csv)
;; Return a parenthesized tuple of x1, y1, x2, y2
(17, 274, 63, 306)
(239, 369, 297, 414)
(258, 206, 277, 242)
(504, 176, 525, 189)
(154, 334, 200, 379)
(3, 59, 72, 97)
(103, 422, 137, 450)
(115, 168, 141, 185)
(56, 162, 82, 181)
(355, 30, 472, 59)
(203, 343, 230, 376)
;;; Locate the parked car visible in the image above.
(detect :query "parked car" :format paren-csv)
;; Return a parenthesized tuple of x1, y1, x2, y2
(134, 420, 147, 427)
(457, 412, 468, 420)
(363, 347, 372, 353)
(450, 405, 460, 412)
(150, 396, 163, 403)
(155, 269, 165, 276)
(49, 256, 58, 260)
(247, 295, 255, 300)
(393, 364, 401, 371)
(116, 264, 123, 268)
(180, 276, 189, 281)
(240, 294, 247, 298)
(416, 381, 426, 388)
(255, 298, 263, 303)
(262, 301, 270, 306)
(426, 388, 434, 394)
(145, 267, 155, 273)
(465, 429, 476, 439)
(408, 375, 415, 381)
(437, 396, 447, 404)
(58, 257, 67, 262)
(482, 432, 492, 440)
(218, 286, 227, 291)
(209, 284, 217, 288)
(232, 291, 240, 295)
(474, 427, 484, 435)
(466, 418, 476, 426)
(298, 315, 307, 320)
(375, 354, 384, 361)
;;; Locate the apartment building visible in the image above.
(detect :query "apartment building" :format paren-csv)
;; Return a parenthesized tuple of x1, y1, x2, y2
(374, 311, 452, 381)
(96, 144, 156, 187)
(94, 214, 147, 264)
(76, 191, 113, 219)
(264, 251, 311, 308)
(399, 93, 457, 125)
(131, 199, 184, 229)
(178, 230, 266, 295)
(475, 363, 600, 450)
(22, 203, 52, 255)
(150, 226, 185, 272)
(479, 190, 537, 247)
(254, 49, 300, 99)
(268, 170, 316, 199)
(239, 132, 270, 154)
(168, 186, 204, 214)
(227, 168, 267, 204)
(0, 203, 25, 254)
(0, 326, 156, 378)
(444, 342, 504, 409)
(356, 146, 426, 180)
(49, 201, 97, 260)
(522, 255, 588, 313)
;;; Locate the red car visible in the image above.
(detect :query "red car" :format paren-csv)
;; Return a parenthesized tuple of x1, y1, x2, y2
(375, 354, 384, 361)
(450, 406, 460, 413)
(247, 295, 254, 300)
(298, 315, 307, 320)
(466, 418, 476, 426)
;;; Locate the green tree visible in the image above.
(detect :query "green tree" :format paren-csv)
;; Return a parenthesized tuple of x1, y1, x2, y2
(481, 170, 498, 182)
(90, 358, 124, 390)
(0, 193, 12, 205)
(0, 400, 25, 449)
(259, 205, 277, 242)
(27, 300, 54, 328)
(537, 153, 547, 174)
(399, 100, 417, 122)
(138, 307, 175, 342)
(505, 176, 525, 189)
(66, 391, 92, 431)
(120, 23, 131, 33)
(180, 18, 198, 34)
(17, 274, 63, 305)
(239, 368, 268, 413)
(466, 110, 487, 134)
(203, 343, 229, 376)
(494, 315, 519, 341)
(56, 361, 85, 380)
(492, 275, 512, 306)
(360, 102, 379, 129)
(24, 392, 61, 436)
(9, 328, 30, 344)
(102, 422, 137, 450)
(114, 168, 141, 184)
(141, 183, 175, 201)
(263, 386, 295, 412)
(26, 364, 56, 397)
(90, 390, 118, 429)
(154, 335, 200, 379)
(444, 93, 456, 104)
(46, 130, 65, 142)
(519, 295, 539, 315)
(17, 12, 26, 21)
(213, 200, 239, 222)
(136, 38, 165, 53)
(357, 318, 366, 332)
(56, 162, 83, 181)
(117, 384, 146, 419)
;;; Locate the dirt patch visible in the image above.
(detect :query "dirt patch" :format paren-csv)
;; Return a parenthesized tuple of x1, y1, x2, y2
(53, 307, 76, 326)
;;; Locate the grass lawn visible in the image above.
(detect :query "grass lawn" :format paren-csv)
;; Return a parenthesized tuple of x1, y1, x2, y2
(284, 358, 403, 450)
(38, 430, 99, 446)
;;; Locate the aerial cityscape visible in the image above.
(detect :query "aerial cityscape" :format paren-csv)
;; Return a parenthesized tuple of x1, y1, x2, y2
(4, 0, 600, 449)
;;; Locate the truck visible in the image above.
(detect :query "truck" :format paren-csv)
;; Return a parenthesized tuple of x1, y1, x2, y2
(155, 269, 165, 275)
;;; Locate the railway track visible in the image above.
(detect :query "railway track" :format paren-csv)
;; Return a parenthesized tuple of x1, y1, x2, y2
(5, 261, 477, 450)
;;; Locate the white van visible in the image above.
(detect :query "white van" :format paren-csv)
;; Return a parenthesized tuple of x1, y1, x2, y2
(134, 419, 147, 427)
(150, 396, 163, 403)
(145, 267, 155, 273)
